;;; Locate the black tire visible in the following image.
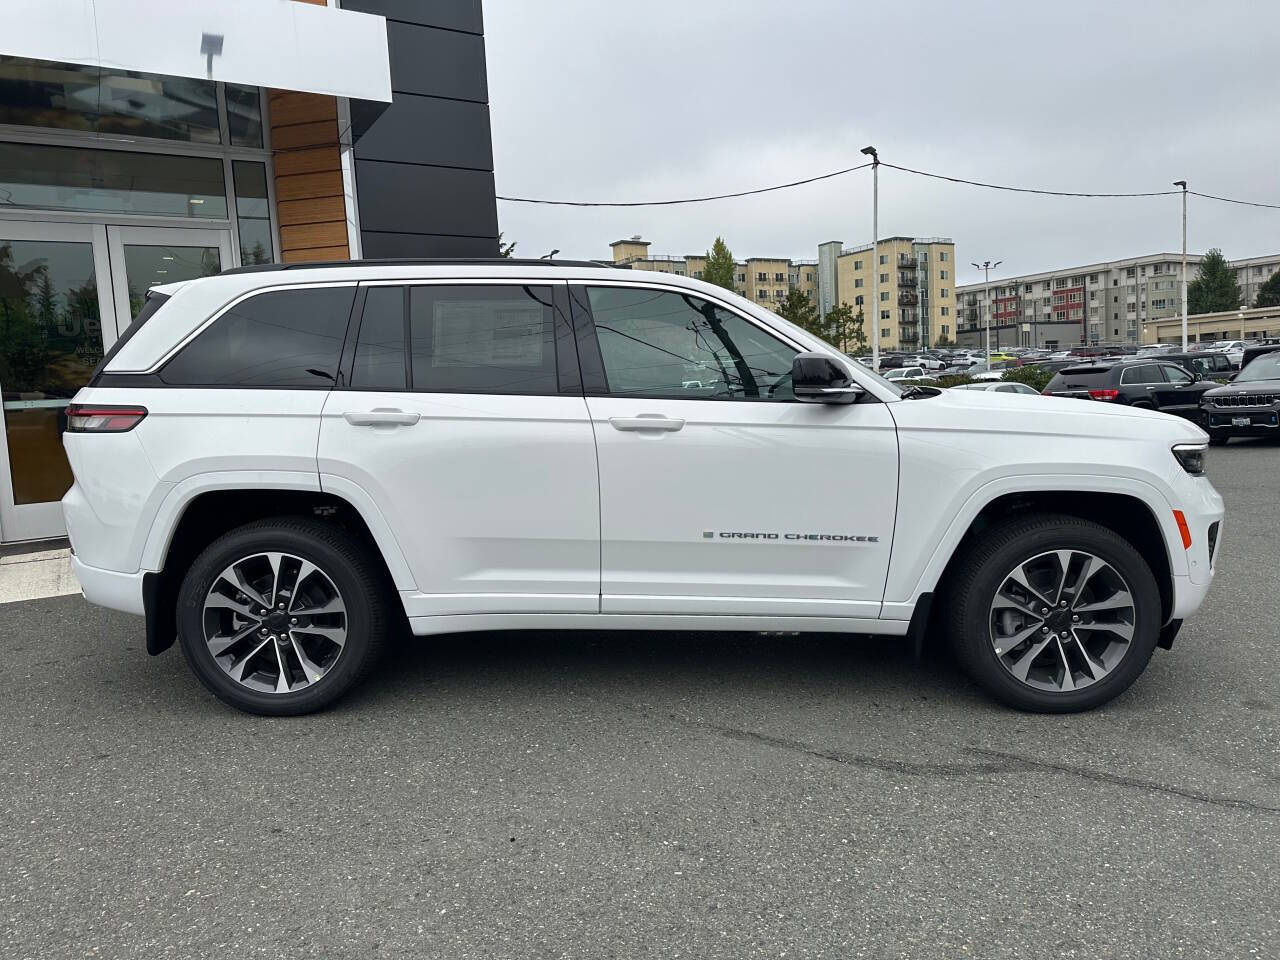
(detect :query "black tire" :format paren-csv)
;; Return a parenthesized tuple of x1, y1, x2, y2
(944, 513, 1162, 713)
(1131, 400, 1154, 409)
(1208, 434, 1229, 446)
(177, 518, 389, 716)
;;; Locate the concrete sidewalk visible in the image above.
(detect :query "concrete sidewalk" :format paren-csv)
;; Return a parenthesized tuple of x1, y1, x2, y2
(0, 540, 78, 604)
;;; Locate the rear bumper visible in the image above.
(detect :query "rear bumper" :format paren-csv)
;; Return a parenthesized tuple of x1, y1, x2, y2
(69, 555, 145, 616)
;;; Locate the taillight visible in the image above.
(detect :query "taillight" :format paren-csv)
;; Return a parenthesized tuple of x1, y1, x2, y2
(1088, 388, 1120, 401)
(65, 404, 148, 433)
(1041, 388, 1053, 395)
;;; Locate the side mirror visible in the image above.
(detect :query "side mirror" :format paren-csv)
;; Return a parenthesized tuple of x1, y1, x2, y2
(792, 352, 863, 404)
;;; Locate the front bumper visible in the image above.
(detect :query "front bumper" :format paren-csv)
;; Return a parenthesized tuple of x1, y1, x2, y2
(69, 555, 145, 616)
(1203, 406, 1280, 437)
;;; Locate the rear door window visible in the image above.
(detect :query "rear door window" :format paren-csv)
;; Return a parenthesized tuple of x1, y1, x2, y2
(160, 285, 355, 387)
(1120, 364, 1161, 385)
(350, 286, 407, 391)
(409, 285, 559, 394)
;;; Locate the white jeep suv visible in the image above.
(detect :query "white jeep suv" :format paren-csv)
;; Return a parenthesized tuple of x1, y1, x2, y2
(63, 260, 1224, 715)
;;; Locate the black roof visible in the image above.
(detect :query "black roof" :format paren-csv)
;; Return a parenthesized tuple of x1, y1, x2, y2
(221, 257, 610, 276)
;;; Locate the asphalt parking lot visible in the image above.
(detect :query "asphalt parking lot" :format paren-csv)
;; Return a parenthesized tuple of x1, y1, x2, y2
(3, 443, 1279, 960)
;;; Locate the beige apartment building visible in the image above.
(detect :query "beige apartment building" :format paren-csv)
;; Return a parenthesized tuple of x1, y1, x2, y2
(607, 238, 814, 307)
(833, 237, 956, 350)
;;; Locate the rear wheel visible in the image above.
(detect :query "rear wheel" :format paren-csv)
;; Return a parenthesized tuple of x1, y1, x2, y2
(1208, 434, 1229, 446)
(945, 513, 1162, 712)
(177, 518, 388, 715)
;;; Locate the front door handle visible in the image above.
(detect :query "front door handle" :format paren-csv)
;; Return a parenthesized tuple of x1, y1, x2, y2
(344, 408, 420, 427)
(609, 415, 685, 433)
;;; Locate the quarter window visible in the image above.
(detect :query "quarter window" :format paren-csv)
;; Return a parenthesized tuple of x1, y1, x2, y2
(160, 286, 354, 386)
(587, 287, 797, 400)
(409, 285, 558, 394)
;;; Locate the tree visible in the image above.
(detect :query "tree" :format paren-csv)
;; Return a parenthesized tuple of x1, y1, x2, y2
(777, 288, 819, 335)
(933, 334, 954, 348)
(1255, 269, 1280, 308)
(498, 232, 517, 258)
(1188, 248, 1241, 315)
(701, 237, 737, 291)
(819, 302, 866, 354)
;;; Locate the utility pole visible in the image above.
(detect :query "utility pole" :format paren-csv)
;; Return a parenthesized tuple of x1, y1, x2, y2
(861, 145, 879, 370)
(1174, 180, 1188, 350)
(971, 260, 1002, 359)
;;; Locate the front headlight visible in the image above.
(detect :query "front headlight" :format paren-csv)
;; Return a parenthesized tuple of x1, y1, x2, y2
(1172, 442, 1207, 476)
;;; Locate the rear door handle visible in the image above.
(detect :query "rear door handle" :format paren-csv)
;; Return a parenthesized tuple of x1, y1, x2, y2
(344, 409, 420, 427)
(609, 415, 685, 433)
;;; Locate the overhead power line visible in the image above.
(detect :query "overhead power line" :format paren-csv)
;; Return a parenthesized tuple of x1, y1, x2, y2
(1188, 190, 1280, 211)
(878, 162, 1180, 199)
(494, 158, 1280, 210)
(495, 162, 872, 206)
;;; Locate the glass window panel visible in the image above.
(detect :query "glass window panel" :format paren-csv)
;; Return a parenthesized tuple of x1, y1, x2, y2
(0, 142, 228, 219)
(160, 287, 354, 387)
(587, 287, 797, 400)
(352, 287, 407, 391)
(410, 285, 558, 394)
(0, 238, 103, 504)
(232, 160, 273, 264)
(0, 56, 220, 143)
(225, 84, 264, 148)
(120, 244, 222, 320)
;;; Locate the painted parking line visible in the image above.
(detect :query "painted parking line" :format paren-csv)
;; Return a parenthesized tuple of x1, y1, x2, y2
(0, 548, 80, 605)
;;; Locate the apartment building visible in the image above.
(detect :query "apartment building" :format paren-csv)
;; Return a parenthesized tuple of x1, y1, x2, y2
(954, 251, 1280, 350)
(607, 238, 815, 306)
(826, 237, 956, 350)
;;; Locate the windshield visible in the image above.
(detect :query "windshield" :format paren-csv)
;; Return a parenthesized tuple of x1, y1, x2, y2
(1237, 353, 1280, 382)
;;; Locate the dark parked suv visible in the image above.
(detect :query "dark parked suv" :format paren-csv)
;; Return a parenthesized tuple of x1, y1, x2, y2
(1200, 349, 1280, 444)
(1157, 352, 1235, 380)
(1043, 360, 1215, 421)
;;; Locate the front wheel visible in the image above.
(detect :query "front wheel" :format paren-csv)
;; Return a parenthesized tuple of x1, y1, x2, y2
(176, 518, 389, 715)
(945, 513, 1162, 712)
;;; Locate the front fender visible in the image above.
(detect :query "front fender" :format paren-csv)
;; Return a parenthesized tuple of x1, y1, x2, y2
(880, 472, 1183, 619)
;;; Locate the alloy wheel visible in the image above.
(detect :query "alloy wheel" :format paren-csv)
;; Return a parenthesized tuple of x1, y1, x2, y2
(988, 549, 1135, 693)
(202, 552, 348, 694)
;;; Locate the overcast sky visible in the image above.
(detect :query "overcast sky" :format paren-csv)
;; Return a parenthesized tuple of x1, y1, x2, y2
(484, 0, 1280, 286)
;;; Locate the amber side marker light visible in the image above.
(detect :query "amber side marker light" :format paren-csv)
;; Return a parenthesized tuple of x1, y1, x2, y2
(65, 404, 148, 433)
(1173, 510, 1192, 550)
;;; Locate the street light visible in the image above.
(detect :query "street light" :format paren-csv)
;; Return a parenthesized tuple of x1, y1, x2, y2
(1174, 180, 1188, 350)
(861, 145, 879, 369)
(970, 260, 1002, 359)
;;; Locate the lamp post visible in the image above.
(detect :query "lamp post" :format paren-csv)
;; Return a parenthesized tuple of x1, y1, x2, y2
(1174, 180, 1188, 350)
(970, 260, 1002, 359)
(861, 145, 879, 369)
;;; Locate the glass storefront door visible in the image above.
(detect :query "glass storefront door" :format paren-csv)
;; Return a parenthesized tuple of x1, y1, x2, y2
(105, 226, 231, 323)
(0, 220, 231, 543)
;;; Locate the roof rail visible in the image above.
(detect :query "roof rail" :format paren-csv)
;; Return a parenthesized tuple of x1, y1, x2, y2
(220, 257, 611, 276)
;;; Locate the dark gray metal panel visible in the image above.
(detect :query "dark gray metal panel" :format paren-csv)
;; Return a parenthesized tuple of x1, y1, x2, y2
(386, 22, 488, 102)
(354, 159, 498, 238)
(360, 232, 499, 258)
(341, 0, 483, 34)
(351, 95, 493, 171)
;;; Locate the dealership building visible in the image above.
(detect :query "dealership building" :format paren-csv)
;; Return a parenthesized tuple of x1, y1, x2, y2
(0, 0, 499, 543)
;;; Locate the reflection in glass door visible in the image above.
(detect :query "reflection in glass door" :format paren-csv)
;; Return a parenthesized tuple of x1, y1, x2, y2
(0, 221, 115, 542)
(106, 226, 231, 323)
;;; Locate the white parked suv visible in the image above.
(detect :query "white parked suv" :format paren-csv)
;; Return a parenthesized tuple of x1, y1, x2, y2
(63, 260, 1224, 715)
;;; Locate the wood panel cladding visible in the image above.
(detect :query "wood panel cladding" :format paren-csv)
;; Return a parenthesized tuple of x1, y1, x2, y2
(268, 86, 349, 262)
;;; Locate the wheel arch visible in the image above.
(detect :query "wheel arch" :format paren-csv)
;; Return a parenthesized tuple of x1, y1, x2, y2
(890, 476, 1183, 628)
(142, 484, 413, 655)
